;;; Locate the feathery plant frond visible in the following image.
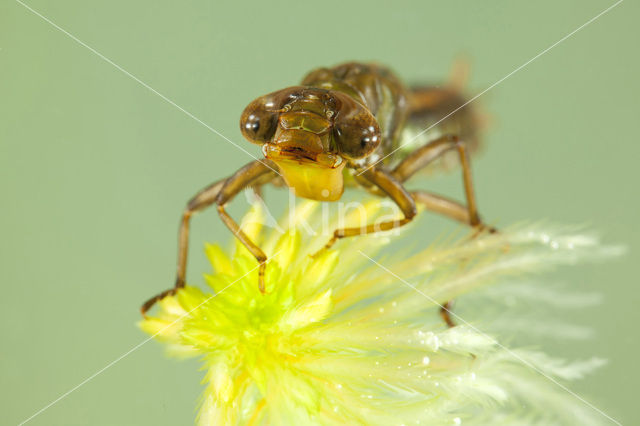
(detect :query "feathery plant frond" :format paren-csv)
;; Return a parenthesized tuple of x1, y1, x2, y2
(140, 200, 618, 425)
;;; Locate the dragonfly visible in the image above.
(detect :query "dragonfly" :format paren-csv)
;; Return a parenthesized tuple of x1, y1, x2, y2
(141, 62, 494, 326)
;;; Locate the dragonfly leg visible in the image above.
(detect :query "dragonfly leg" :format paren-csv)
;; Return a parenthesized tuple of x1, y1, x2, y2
(391, 134, 485, 226)
(391, 135, 497, 327)
(141, 160, 276, 316)
(439, 300, 456, 328)
(318, 167, 416, 253)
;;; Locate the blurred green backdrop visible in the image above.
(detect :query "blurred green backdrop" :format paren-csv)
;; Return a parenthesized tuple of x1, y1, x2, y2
(1, 0, 638, 424)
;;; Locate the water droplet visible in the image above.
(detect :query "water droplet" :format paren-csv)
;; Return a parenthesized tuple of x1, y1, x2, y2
(422, 356, 430, 365)
(379, 307, 385, 313)
(424, 332, 440, 351)
(453, 417, 461, 425)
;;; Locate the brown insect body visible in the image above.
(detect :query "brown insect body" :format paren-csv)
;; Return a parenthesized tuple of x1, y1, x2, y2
(299, 62, 482, 170)
(142, 62, 491, 327)
(300, 62, 410, 166)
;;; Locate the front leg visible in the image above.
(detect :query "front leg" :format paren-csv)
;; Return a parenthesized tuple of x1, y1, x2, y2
(141, 160, 276, 315)
(141, 178, 226, 315)
(321, 167, 417, 252)
(215, 161, 277, 294)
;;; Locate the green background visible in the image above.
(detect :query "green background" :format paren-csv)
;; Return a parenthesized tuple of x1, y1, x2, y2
(1, 0, 638, 424)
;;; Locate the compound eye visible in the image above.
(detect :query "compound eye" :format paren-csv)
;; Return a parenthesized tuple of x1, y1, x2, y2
(240, 98, 278, 144)
(333, 110, 381, 160)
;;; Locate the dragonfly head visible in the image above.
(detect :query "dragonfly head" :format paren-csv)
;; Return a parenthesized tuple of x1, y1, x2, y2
(240, 87, 381, 201)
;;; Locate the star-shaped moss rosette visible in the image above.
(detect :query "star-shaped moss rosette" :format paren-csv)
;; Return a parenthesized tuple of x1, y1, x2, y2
(139, 200, 618, 425)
